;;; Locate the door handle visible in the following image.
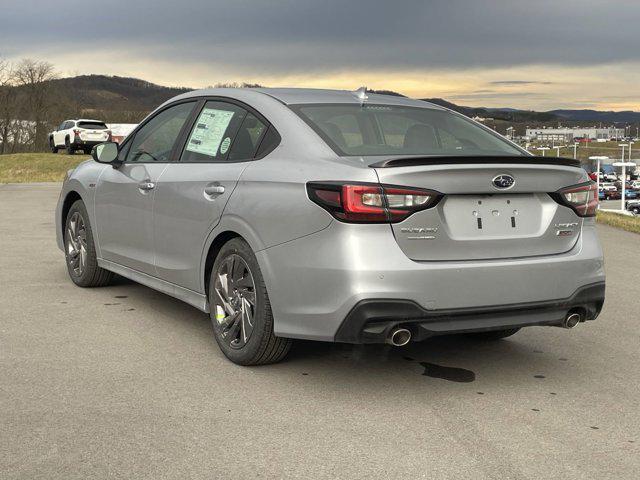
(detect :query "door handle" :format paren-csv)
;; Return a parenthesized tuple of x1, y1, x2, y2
(138, 181, 156, 191)
(204, 184, 225, 195)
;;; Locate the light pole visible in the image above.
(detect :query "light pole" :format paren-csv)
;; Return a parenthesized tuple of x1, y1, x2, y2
(555, 145, 565, 157)
(589, 156, 608, 204)
(573, 142, 579, 159)
(613, 160, 636, 211)
(618, 144, 628, 209)
(629, 141, 634, 161)
(538, 147, 550, 157)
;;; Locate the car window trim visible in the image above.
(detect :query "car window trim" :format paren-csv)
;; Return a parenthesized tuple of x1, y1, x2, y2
(174, 95, 280, 164)
(119, 99, 198, 165)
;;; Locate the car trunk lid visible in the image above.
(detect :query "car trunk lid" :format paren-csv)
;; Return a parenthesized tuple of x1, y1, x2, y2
(372, 158, 588, 261)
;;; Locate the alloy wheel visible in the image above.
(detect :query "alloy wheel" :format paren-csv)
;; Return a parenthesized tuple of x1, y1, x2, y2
(213, 254, 257, 349)
(66, 212, 87, 276)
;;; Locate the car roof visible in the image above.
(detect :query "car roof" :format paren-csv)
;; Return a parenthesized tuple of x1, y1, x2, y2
(175, 87, 444, 110)
(253, 88, 444, 108)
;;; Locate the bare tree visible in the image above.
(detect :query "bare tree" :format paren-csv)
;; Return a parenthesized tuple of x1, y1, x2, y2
(0, 59, 18, 154)
(14, 59, 57, 151)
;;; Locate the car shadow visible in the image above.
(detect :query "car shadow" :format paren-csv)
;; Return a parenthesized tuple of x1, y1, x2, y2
(93, 274, 576, 389)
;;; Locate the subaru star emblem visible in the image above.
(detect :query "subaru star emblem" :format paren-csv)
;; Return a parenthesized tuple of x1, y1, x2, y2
(492, 174, 515, 190)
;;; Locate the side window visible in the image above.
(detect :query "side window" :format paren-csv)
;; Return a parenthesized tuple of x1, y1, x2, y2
(58, 122, 67, 131)
(180, 101, 247, 163)
(126, 102, 195, 163)
(227, 113, 267, 161)
(255, 127, 280, 158)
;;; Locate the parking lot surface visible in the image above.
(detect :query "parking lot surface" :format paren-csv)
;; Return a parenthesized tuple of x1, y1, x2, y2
(1, 183, 639, 480)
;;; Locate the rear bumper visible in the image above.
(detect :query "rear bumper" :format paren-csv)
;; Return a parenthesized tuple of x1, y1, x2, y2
(72, 139, 104, 148)
(335, 282, 605, 343)
(257, 220, 605, 342)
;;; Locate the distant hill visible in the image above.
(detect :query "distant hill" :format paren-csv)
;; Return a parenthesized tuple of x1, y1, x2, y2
(548, 109, 640, 123)
(422, 98, 558, 123)
(49, 75, 192, 112)
(30, 74, 640, 125)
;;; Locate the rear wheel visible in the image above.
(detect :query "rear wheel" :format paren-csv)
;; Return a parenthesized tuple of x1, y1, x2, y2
(65, 137, 75, 155)
(632, 207, 640, 215)
(208, 238, 292, 365)
(64, 200, 114, 287)
(466, 328, 521, 341)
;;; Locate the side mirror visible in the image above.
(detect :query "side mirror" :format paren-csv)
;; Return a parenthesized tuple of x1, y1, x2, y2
(92, 142, 120, 165)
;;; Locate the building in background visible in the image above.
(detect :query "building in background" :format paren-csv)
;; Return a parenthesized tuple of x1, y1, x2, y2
(525, 127, 625, 142)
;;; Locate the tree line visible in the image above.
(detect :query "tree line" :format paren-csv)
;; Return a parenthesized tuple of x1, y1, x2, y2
(0, 58, 147, 154)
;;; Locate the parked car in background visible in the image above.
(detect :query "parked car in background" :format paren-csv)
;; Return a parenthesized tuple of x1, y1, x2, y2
(56, 87, 605, 365)
(626, 200, 640, 214)
(106, 123, 138, 144)
(599, 182, 618, 199)
(630, 180, 640, 190)
(49, 119, 111, 154)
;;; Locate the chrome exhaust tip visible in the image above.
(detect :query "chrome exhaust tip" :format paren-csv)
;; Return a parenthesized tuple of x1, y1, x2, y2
(563, 312, 582, 329)
(386, 327, 412, 347)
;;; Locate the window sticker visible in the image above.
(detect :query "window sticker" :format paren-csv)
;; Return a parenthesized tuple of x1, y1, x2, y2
(220, 136, 231, 154)
(185, 108, 235, 156)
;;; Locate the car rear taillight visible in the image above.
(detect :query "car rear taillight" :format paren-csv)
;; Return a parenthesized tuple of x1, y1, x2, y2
(552, 182, 598, 217)
(307, 182, 442, 223)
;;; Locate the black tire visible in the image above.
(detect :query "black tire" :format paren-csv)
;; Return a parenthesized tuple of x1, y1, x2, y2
(633, 207, 640, 215)
(466, 328, 521, 341)
(64, 200, 114, 287)
(65, 137, 75, 155)
(208, 238, 292, 365)
(50, 138, 58, 153)
(83, 148, 91, 155)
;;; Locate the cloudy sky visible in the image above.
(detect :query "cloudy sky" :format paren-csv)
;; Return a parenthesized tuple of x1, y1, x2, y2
(2, 0, 639, 110)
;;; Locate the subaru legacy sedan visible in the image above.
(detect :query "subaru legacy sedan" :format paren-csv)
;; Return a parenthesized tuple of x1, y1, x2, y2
(56, 88, 605, 365)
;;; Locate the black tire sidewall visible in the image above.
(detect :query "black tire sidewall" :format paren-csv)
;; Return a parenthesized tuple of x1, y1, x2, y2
(208, 238, 272, 365)
(64, 200, 99, 287)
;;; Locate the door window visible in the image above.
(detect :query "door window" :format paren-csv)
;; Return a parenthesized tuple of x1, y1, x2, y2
(125, 102, 195, 163)
(180, 101, 247, 162)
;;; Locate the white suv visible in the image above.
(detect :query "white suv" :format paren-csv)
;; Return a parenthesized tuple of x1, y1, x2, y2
(49, 119, 111, 154)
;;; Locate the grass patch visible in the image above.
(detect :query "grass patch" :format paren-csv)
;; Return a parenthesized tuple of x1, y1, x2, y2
(0, 152, 88, 183)
(597, 210, 640, 234)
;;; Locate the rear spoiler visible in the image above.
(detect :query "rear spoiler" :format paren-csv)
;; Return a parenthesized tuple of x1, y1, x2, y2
(370, 155, 582, 168)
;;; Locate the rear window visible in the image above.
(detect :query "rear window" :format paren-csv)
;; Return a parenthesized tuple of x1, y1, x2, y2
(290, 104, 524, 157)
(78, 121, 108, 130)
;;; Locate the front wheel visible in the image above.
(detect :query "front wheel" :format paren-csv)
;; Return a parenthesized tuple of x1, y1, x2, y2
(208, 238, 292, 365)
(64, 200, 114, 287)
(50, 138, 58, 153)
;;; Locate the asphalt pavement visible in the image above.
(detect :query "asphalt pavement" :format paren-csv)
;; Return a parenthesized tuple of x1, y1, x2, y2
(1, 183, 639, 480)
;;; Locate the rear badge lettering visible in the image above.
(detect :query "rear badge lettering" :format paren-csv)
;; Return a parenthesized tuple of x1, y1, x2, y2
(401, 227, 437, 240)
